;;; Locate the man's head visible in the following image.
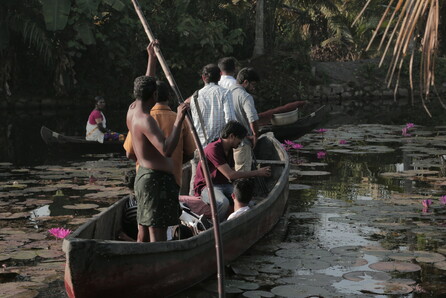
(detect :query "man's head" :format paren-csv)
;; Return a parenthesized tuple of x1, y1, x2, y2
(232, 178, 254, 205)
(218, 57, 237, 75)
(133, 76, 157, 102)
(156, 81, 170, 103)
(220, 121, 247, 148)
(201, 64, 221, 84)
(94, 96, 106, 110)
(236, 67, 260, 93)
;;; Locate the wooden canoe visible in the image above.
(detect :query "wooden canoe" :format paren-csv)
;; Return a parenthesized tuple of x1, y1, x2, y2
(62, 133, 289, 297)
(259, 105, 327, 142)
(40, 126, 125, 155)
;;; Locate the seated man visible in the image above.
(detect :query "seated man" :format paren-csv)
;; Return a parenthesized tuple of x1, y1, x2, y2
(193, 121, 270, 221)
(227, 178, 254, 220)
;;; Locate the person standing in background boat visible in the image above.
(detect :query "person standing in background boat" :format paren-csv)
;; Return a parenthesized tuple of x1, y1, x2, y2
(186, 64, 236, 195)
(229, 67, 261, 171)
(86, 96, 123, 143)
(218, 57, 237, 89)
(227, 178, 254, 220)
(124, 41, 195, 187)
(193, 121, 270, 221)
(126, 76, 189, 242)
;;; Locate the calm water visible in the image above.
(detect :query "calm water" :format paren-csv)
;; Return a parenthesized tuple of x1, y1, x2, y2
(1, 112, 446, 296)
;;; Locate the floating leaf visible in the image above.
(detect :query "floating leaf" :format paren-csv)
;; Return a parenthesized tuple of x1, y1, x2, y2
(242, 291, 274, 298)
(63, 203, 99, 210)
(369, 262, 421, 272)
(342, 271, 391, 282)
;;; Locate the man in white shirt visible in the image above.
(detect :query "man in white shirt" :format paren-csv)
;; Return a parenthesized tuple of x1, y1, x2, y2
(218, 57, 237, 89)
(227, 178, 254, 220)
(188, 64, 236, 194)
(230, 67, 261, 171)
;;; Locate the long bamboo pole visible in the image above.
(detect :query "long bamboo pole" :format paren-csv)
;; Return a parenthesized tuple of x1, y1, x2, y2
(130, 1, 225, 297)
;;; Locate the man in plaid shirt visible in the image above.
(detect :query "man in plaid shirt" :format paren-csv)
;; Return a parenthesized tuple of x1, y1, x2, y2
(187, 64, 236, 194)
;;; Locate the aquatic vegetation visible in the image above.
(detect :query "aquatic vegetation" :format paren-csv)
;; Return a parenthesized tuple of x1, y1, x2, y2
(315, 128, 327, 133)
(317, 151, 327, 159)
(401, 127, 411, 137)
(422, 199, 433, 208)
(440, 195, 446, 205)
(48, 227, 72, 239)
(282, 140, 303, 151)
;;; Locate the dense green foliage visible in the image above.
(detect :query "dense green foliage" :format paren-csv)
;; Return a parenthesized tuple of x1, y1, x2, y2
(1, 0, 437, 105)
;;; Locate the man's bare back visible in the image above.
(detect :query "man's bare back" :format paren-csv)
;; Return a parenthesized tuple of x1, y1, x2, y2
(127, 101, 173, 173)
(126, 100, 189, 174)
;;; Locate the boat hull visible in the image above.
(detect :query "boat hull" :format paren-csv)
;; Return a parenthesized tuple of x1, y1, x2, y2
(259, 105, 327, 141)
(40, 126, 125, 155)
(63, 134, 289, 297)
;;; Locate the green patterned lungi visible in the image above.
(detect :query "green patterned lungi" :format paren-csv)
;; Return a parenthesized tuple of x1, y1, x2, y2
(134, 166, 180, 227)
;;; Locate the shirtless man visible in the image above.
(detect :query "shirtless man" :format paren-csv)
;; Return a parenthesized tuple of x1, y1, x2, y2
(126, 76, 188, 242)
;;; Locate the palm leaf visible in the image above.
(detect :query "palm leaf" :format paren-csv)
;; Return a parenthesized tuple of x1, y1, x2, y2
(357, 0, 442, 115)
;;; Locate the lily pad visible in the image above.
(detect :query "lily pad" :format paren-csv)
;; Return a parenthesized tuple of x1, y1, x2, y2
(226, 280, 259, 290)
(63, 203, 99, 210)
(242, 291, 274, 298)
(0, 282, 40, 297)
(342, 271, 391, 282)
(9, 250, 37, 260)
(369, 261, 421, 272)
(414, 251, 446, 263)
(360, 282, 413, 295)
(230, 264, 259, 276)
(434, 261, 446, 270)
(330, 246, 363, 257)
(289, 184, 312, 190)
(271, 285, 332, 298)
(294, 170, 331, 176)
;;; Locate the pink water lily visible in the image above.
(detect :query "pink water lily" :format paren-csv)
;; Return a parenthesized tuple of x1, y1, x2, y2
(406, 123, 415, 129)
(315, 128, 327, 133)
(48, 227, 72, 239)
(401, 127, 411, 137)
(422, 199, 433, 208)
(440, 195, 446, 205)
(317, 151, 326, 159)
(339, 139, 347, 144)
(292, 143, 303, 149)
(284, 140, 294, 146)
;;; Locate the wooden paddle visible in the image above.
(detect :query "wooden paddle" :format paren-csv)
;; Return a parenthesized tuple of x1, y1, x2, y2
(130, 1, 226, 296)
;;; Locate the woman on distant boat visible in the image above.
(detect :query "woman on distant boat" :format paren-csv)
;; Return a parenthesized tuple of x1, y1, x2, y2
(86, 96, 122, 143)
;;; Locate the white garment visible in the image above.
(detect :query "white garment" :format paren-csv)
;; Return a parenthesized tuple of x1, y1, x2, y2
(229, 85, 259, 136)
(86, 111, 106, 143)
(227, 206, 250, 220)
(218, 75, 236, 89)
(190, 82, 235, 146)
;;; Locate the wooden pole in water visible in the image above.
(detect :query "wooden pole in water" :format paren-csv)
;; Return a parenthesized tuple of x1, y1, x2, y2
(130, 1, 226, 297)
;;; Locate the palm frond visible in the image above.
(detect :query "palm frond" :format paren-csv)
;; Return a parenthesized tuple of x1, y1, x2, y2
(357, 0, 442, 115)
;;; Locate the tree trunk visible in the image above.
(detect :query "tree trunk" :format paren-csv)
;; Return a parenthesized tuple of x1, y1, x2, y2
(252, 0, 265, 58)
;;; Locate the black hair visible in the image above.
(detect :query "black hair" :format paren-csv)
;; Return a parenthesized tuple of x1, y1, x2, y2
(94, 96, 105, 105)
(124, 169, 136, 190)
(220, 121, 247, 139)
(133, 76, 157, 101)
(236, 67, 260, 84)
(218, 57, 236, 73)
(156, 81, 170, 103)
(201, 64, 221, 83)
(233, 178, 254, 204)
